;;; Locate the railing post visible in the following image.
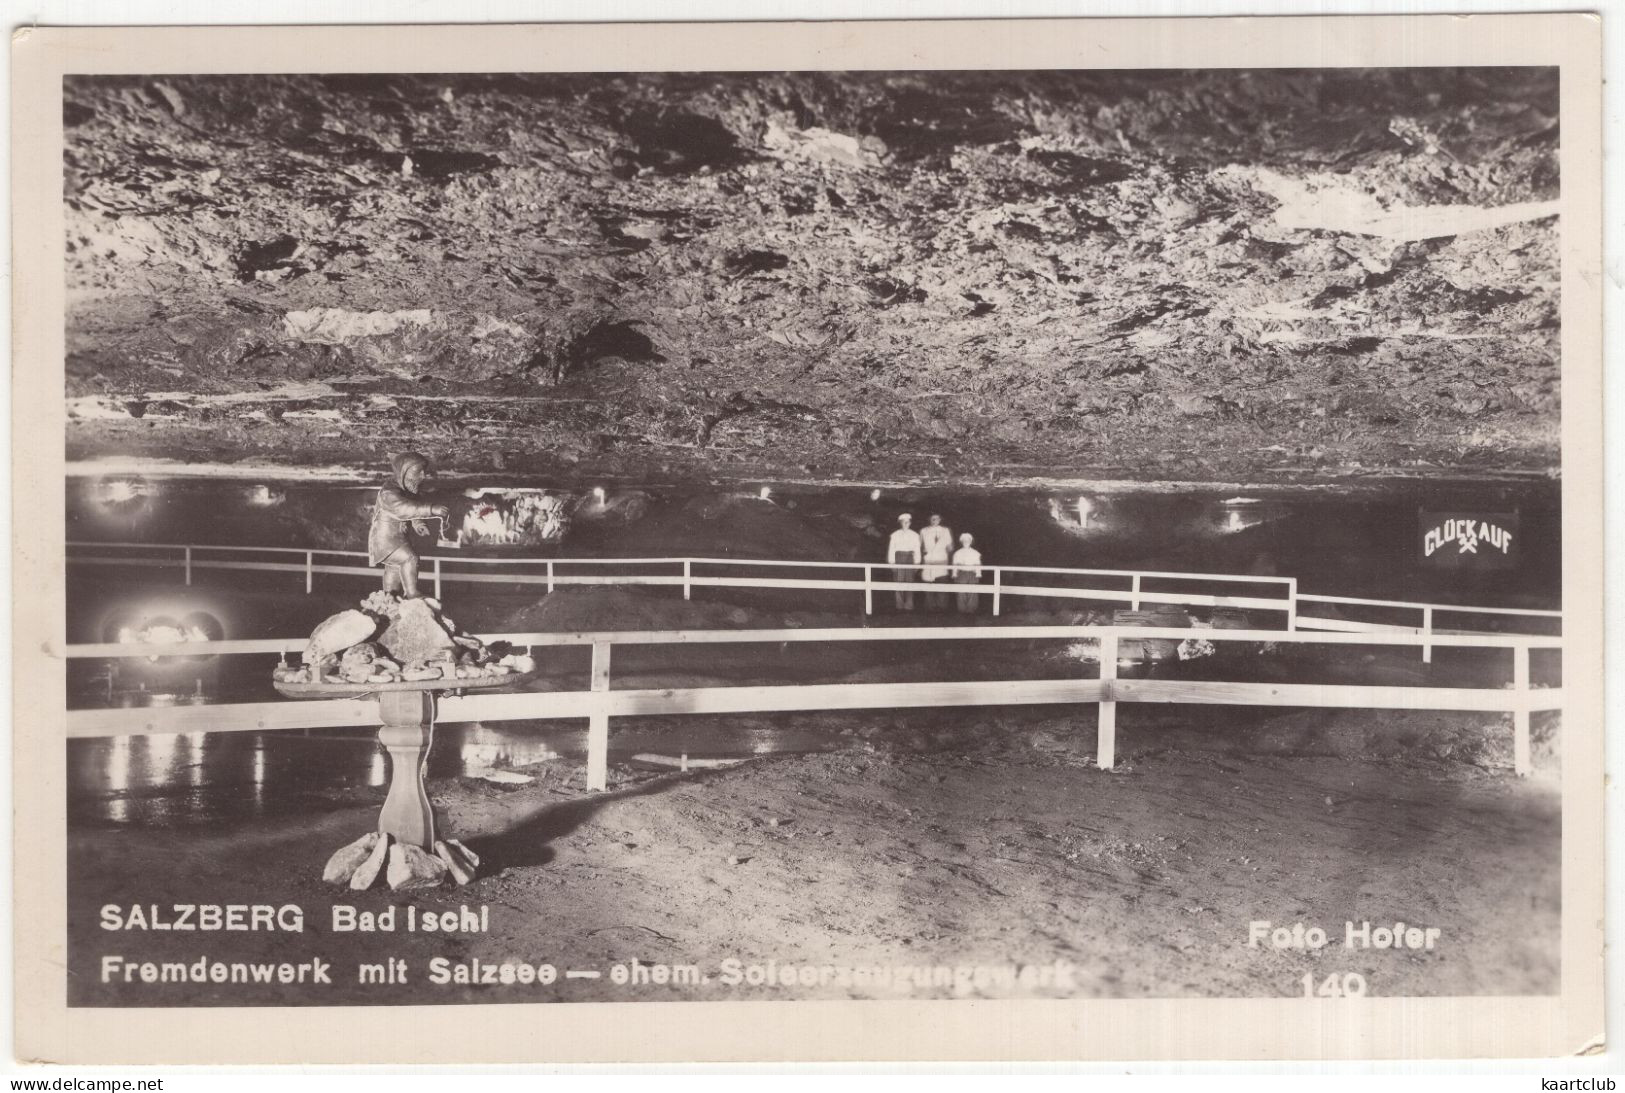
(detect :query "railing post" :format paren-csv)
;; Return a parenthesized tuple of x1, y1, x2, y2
(1097, 633, 1118, 770)
(1421, 607, 1434, 664)
(992, 568, 1002, 617)
(863, 565, 873, 617)
(1513, 644, 1531, 777)
(1286, 578, 1298, 631)
(683, 560, 692, 601)
(305, 551, 313, 594)
(184, 546, 193, 587)
(587, 641, 612, 791)
(1130, 574, 1140, 611)
(433, 558, 443, 601)
(546, 561, 555, 594)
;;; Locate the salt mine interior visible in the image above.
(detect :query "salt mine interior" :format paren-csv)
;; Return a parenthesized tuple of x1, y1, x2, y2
(59, 67, 1567, 1008)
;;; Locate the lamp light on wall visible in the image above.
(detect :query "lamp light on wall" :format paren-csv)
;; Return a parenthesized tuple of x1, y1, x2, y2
(244, 484, 285, 507)
(1218, 497, 1263, 534)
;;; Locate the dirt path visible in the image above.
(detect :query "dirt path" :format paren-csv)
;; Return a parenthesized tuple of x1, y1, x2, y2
(69, 725, 1559, 1006)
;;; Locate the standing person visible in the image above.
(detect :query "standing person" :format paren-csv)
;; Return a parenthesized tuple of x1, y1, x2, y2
(920, 513, 954, 611)
(887, 513, 923, 612)
(952, 532, 984, 615)
(368, 452, 450, 599)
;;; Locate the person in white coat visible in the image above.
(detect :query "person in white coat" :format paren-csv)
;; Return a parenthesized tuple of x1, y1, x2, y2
(887, 513, 923, 611)
(919, 513, 954, 611)
(951, 532, 984, 615)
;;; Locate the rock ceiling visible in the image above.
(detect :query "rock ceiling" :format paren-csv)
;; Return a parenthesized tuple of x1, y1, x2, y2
(64, 69, 1560, 483)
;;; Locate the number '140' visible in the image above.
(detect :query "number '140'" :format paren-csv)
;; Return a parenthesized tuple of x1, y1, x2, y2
(1303, 972, 1367, 997)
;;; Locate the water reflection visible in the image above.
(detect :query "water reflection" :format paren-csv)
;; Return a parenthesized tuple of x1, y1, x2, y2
(251, 739, 266, 806)
(69, 719, 838, 827)
(187, 732, 206, 787)
(104, 736, 131, 823)
(67, 475, 1563, 613)
(145, 731, 179, 776)
(65, 475, 1563, 829)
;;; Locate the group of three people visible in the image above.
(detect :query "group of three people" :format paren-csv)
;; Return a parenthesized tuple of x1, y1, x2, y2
(885, 513, 985, 614)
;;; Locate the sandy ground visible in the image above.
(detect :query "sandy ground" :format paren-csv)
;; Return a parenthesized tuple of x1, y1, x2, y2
(69, 704, 1559, 1006)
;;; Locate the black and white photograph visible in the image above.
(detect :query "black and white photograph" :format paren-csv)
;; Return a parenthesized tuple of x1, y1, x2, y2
(11, 14, 1606, 1065)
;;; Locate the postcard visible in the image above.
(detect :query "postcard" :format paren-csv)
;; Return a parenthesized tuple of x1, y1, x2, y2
(11, 14, 1604, 1063)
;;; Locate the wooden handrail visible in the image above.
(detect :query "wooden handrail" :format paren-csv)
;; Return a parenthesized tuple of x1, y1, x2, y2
(66, 540, 1294, 583)
(64, 540, 1560, 623)
(1296, 592, 1561, 618)
(61, 602, 1564, 781)
(53, 622, 1565, 660)
(65, 537, 1562, 665)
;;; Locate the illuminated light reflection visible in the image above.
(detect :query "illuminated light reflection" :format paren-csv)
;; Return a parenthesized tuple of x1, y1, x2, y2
(109, 608, 222, 668)
(1218, 501, 1266, 535)
(870, 488, 882, 501)
(368, 748, 387, 788)
(145, 732, 179, 779)
(107, 735, 132, 792)
(592, 486, 607, 504)
(85, 476, 156, 531)
(251, 741, 267, 804)
(759, 486, 772, 500)
(244, 484, 285, 507)
(186, 733, 207, 787)
(99, 478, 141, 504)
(1048, 497, 1099, 533)
(105, 736, 132, 822)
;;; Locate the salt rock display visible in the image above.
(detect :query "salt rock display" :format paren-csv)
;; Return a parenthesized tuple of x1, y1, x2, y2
(321, 831, 484, 890)
(304, 609, 379, 664)
(348, 831, 391, 891)
(272, 592, 522, 685)
(434, 839, 481, 886)
(386, 842, 451, 890)
(322, 831, 383, 885)
(380, 598, 460, 668)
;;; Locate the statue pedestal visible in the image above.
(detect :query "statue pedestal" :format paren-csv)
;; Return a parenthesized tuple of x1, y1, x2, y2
(377, 690, 437, 848)
(275, 674, 532, 883)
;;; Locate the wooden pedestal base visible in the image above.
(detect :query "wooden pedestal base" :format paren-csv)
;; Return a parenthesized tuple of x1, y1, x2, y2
(377, 689, 437, 849)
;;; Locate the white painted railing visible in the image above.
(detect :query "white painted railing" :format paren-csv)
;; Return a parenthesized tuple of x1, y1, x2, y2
(59, 623, 1562, 781)
(65, 539, 1562, 643)
(66, 540, 1296, 616)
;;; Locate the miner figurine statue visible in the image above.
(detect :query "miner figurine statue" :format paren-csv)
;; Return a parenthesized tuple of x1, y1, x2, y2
(368, 452, 450, 598)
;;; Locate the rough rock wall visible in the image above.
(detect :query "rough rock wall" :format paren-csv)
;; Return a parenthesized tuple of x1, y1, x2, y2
(64, 69, 1560, 482)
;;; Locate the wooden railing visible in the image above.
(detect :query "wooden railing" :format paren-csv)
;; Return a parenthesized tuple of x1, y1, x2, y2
(58, 623, 1563, 782)
(64, 540, 1562, 643)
